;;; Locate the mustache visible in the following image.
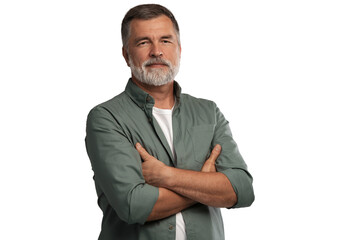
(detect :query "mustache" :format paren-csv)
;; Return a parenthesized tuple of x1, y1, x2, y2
(144, 58, 172, 67)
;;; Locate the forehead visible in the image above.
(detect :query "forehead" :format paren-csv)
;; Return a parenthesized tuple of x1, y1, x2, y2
(129, 15, 176, 39)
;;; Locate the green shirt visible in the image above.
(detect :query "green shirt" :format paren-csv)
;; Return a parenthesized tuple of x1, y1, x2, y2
(85, 79, 254, 240)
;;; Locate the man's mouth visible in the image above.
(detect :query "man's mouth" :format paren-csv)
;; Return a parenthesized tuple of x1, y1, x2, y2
(146, 63, 168, 67)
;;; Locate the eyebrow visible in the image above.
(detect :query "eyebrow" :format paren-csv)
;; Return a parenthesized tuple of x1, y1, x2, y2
(161, 35, 174, 40)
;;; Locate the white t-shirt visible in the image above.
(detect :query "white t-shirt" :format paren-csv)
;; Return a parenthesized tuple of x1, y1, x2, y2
(152, 106, 186, 240)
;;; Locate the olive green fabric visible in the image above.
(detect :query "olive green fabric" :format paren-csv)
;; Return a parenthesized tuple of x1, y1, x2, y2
(85, 79, 254, 240)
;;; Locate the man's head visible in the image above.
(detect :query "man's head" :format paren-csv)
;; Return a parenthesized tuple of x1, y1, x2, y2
(121, 4, 181, 86)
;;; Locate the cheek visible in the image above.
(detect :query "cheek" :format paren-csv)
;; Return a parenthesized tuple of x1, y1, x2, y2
(130, 52, 148, 66)
(166, 48, 181, 63)
(129, 56, 142, 67)
(169, 53, 181, 66)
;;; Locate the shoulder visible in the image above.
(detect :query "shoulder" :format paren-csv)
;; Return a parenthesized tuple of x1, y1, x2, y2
(87, 92, 130, 119)
(89, 92, 130, 115)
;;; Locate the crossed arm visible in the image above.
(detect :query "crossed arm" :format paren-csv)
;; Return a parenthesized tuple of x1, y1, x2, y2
(87, 106, 254, 224)
(135, 143, 237, 221)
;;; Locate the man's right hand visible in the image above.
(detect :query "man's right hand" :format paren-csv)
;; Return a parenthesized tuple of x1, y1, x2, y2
(201, 144, 221, 173)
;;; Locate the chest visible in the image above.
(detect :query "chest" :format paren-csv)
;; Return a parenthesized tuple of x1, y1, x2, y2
(120, 107, 216, 171)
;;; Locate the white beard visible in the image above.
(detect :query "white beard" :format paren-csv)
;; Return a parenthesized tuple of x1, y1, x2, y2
(128, 56, 180, 86)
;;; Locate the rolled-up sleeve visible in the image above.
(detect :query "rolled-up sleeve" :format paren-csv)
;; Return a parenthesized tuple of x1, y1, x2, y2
(85, 106, 159, 224)
(211, 104, 255, 208)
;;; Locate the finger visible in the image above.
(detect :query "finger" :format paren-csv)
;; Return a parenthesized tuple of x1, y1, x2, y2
(208, 144, 222, 163)
(135, 143, 152, 161)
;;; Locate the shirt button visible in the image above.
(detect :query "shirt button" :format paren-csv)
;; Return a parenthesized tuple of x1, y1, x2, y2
(146, 96, 151, 102)
(169, 225, 174, 230)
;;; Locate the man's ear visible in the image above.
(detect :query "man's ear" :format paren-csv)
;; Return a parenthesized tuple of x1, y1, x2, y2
(122, 47, 130, 67)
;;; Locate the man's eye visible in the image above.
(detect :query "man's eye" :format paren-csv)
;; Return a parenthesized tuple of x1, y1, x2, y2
(138, 41, 148, 46)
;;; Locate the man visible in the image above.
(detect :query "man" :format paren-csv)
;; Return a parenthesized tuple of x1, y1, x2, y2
(85, 4, 254, 240)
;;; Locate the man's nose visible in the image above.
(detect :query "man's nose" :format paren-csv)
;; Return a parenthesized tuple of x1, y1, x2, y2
(149, 43, 163, 58)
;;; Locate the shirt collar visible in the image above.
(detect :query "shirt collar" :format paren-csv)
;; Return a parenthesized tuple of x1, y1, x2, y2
(125, 78, 182, 109)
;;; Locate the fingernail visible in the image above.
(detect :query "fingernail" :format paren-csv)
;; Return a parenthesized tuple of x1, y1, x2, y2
(136, 143, 140, 149)
(215, 145, 221, 151)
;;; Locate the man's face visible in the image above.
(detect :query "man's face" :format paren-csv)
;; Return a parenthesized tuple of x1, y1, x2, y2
(123, 15, 181, 86)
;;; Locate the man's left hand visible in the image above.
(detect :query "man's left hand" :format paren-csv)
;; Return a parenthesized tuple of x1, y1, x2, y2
(136, 143, 170, 187)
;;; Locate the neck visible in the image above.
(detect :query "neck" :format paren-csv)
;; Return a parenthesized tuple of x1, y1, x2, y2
(131, 77, 175, 109)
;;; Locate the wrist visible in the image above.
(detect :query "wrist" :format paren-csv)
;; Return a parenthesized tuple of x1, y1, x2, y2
(161, 166, 175, 188)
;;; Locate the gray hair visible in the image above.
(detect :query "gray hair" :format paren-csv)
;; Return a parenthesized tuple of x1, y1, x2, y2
(121, 4, 180, 49)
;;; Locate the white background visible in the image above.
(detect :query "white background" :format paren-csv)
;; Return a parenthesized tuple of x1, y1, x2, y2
(1, 0, 336, 239)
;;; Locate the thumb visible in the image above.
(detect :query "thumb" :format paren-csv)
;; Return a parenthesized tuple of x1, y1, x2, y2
(135, 143, 152, 161)
(207, 144, 222, 164)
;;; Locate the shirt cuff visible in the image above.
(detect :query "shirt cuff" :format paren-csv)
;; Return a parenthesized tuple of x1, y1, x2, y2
(129, 183, 159, 224)
(220, 168, 255, 208)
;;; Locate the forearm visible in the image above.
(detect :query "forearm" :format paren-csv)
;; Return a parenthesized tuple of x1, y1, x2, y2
(163, 168, 237, 208)
(147, 187, 196, 222)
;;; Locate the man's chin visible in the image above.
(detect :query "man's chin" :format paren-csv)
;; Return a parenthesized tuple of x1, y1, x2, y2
(146, 67, 168, 75)
(131, 67, 175, 86)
